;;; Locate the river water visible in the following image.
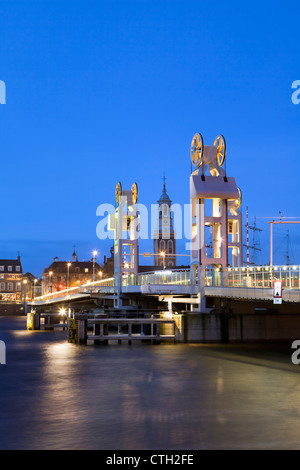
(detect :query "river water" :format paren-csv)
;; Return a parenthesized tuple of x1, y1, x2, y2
(0, 315, 300, 450)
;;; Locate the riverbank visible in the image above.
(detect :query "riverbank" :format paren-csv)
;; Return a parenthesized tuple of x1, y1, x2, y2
(0, 303, 25, 316)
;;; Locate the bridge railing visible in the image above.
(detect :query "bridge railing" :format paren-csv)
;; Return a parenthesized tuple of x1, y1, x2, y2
(32, 277, 114, 303)
(207, 265, 300, 289)
(31, 265, 300, 304)
(31, 269, 191, 303)
(132, 269, 191, 287)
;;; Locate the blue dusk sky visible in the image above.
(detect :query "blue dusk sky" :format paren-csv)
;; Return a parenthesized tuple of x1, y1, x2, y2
(0, 0, 299, 276)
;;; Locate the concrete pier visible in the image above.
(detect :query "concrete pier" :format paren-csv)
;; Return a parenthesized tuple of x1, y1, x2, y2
(27, 308, 300, 345)
(170, 312, 300, 344)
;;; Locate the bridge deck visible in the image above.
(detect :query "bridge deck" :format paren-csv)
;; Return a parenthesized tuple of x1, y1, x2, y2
(29, 265, 300, 307)
(204, 286, 300, 303)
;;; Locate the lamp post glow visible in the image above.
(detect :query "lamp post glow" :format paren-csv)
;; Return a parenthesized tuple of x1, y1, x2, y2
(49, 271, 53, 294)
(92, 251, 98, 282)
(32, 278, 38, 299)
(67, 263, 71, 290)
(160, 251, 166, 270)
(23, 279, 27, 314)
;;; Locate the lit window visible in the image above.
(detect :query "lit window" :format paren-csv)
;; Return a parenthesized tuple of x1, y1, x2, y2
(85, 268, 89, 273)
(16, 283, 21, 291)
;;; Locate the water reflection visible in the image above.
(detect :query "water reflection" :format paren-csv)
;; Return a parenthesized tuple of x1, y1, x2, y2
(1, 317, 300, 449)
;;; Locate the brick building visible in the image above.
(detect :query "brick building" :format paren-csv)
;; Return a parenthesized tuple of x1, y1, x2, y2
(41, 250, 102, 295)
(0, 256, 23, 302)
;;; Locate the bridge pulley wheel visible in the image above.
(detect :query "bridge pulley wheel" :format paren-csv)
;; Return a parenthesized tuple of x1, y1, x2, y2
(115, 181, 122, 205)
(214, 134, 226, 167)
(191, 133, 204, 167)
(131, 182, 138, 204)
(235, 187, 242, 210)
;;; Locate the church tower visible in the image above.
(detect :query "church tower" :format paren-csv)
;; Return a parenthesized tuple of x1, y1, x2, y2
(72, 247, 78, 262)
(153, 178, 177, 268)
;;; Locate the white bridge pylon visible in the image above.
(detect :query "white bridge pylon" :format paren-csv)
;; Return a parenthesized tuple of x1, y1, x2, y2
(109, 182, 139, 308)
(190, 132, 243, 311)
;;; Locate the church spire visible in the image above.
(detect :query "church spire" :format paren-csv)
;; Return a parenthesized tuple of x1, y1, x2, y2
(158, 174, 171, 205)
(72, 246, 78, 262)
(162, 174, 167, 193)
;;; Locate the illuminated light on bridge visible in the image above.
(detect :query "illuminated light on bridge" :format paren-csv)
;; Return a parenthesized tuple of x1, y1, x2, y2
(30, 265, 300, 307)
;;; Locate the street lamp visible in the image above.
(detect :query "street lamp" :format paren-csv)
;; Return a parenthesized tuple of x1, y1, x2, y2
(23, 279, 27, 314)
(32, 278, 38, 299)
(48, 271, 53, 293)
(160, 251, 166, 270)
(67, 263, 71, 290)
(92, 250, 98, 282)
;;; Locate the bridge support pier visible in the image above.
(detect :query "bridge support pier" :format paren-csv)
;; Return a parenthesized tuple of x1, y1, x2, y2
(78, 318, 87, 345)
(44, 314, 61, 330)
(94, 322, 108, 345)
(27, 311, 40, 330)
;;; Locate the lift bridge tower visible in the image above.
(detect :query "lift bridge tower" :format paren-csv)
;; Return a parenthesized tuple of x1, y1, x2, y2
(190, 133, 243, 312)
(109, 182, 139, 308)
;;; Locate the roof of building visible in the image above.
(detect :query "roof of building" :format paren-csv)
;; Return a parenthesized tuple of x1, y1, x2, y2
(0, 259, 23, 273)
(24, 272, 35, 280)
(43, 260, 101, 273)
(0, 259, 22, 264)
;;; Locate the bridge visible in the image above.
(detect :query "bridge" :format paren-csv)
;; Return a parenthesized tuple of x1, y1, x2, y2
(29, 265, 300, 310)
(27, 132, 300, 344)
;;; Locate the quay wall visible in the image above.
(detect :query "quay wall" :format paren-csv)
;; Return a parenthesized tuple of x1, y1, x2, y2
(0, 303, 25, 316)
(163, 313, 300, 344)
